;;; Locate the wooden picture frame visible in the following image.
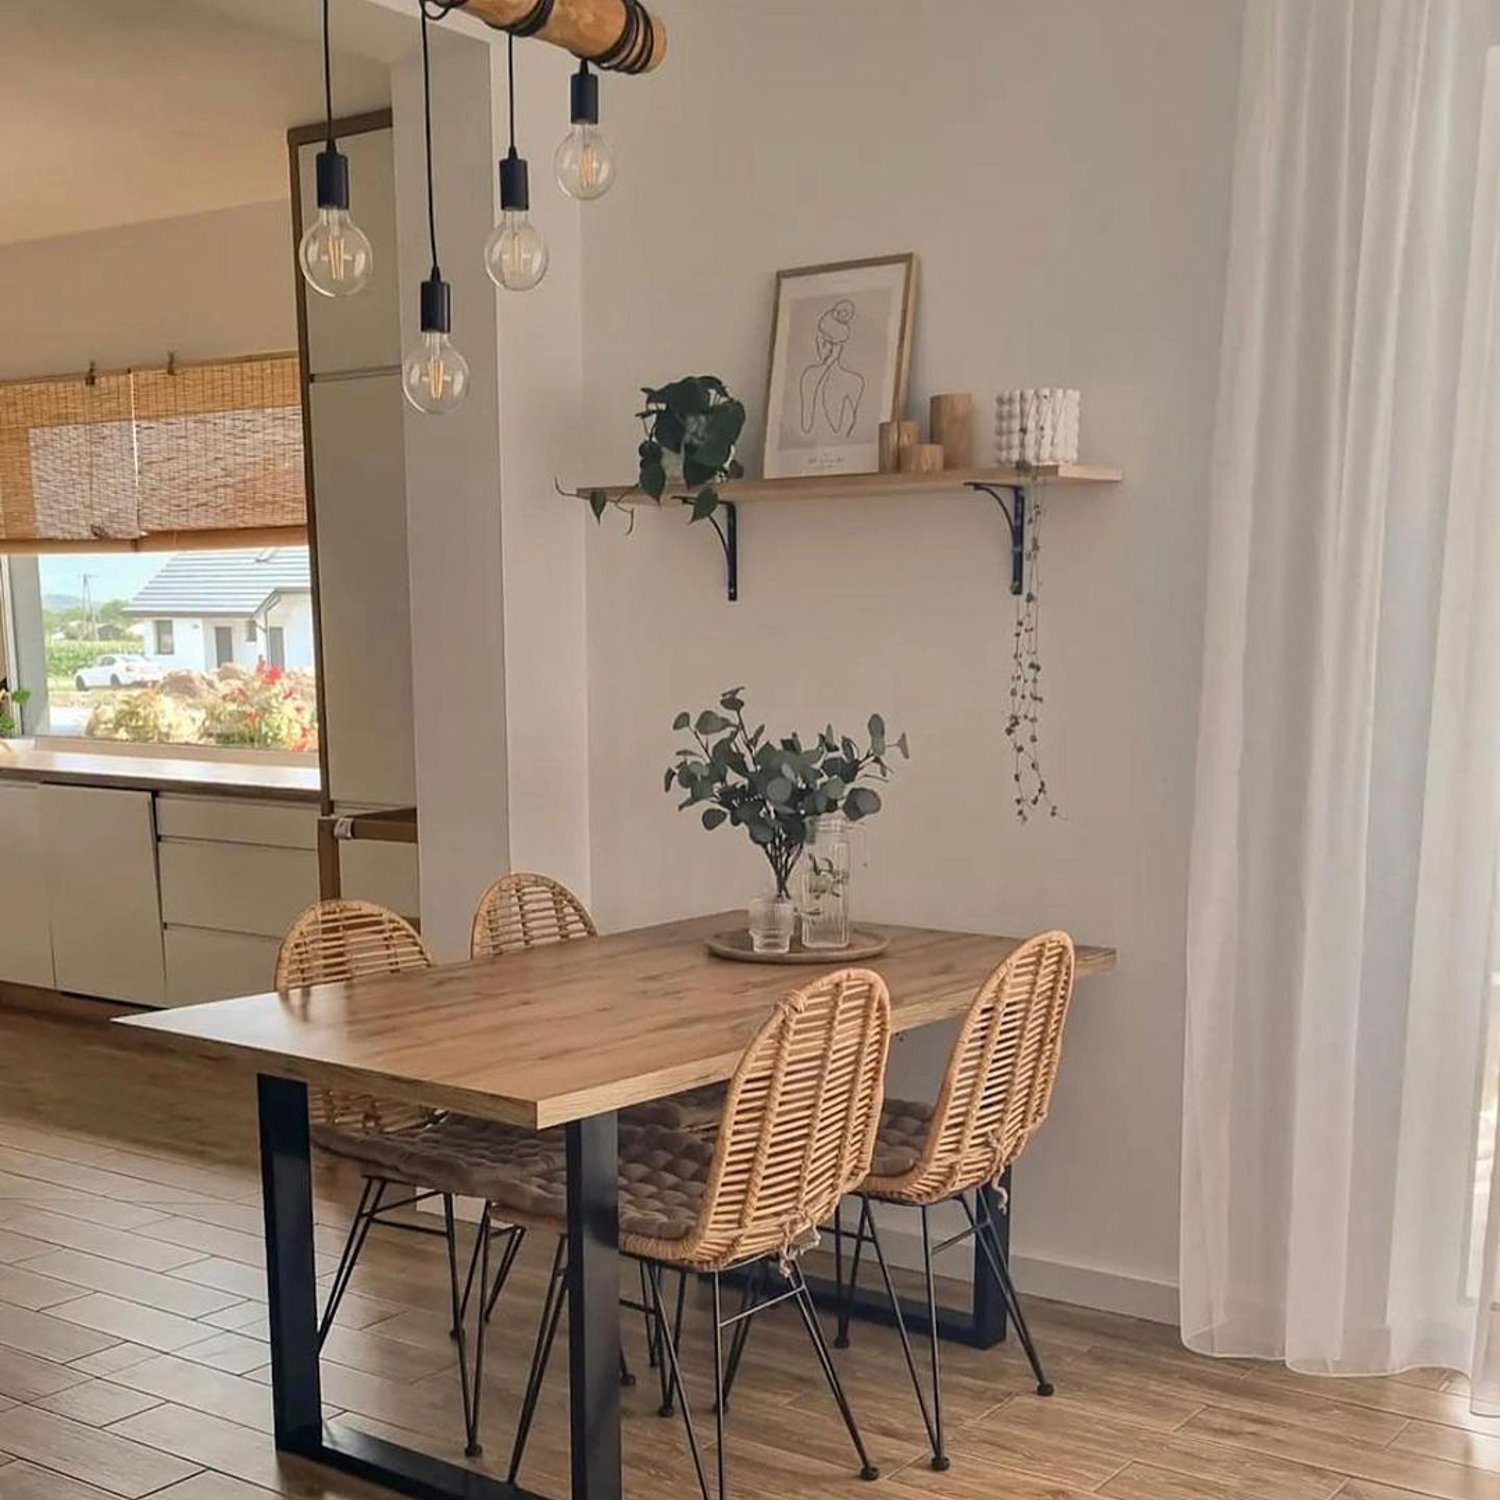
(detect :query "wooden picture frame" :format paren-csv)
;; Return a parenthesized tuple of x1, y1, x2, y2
(761, 253, 917, 479)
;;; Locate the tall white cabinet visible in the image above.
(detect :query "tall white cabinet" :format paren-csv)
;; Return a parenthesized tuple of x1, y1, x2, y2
(0, 782, 56, 989)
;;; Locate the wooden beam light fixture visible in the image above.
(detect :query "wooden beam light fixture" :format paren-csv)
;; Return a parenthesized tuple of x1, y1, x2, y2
(439, 0, 666, 72)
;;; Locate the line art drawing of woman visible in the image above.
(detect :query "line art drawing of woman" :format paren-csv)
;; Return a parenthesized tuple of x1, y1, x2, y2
(799, 298, 866, 438)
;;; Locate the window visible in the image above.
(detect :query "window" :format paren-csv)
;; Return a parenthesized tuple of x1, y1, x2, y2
(245, 619, 258, 644)
(6, 546, 318, 754)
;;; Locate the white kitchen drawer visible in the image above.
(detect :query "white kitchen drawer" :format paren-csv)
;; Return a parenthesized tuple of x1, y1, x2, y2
(163, 926, 281, 1007)
(40, 784, 165, 1005)
(155, 795, 318, 850)
(0, 783, 54, 989)
(158, 839, 319, 940)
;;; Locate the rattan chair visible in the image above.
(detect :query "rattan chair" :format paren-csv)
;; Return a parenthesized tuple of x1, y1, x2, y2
(829, 931, 1077, 1471)
(480, 968, 892, 1500)
(277, 899, 527, 1458)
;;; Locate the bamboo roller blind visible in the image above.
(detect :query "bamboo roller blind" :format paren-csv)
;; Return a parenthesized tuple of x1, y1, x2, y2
(0, 355, 305, 551)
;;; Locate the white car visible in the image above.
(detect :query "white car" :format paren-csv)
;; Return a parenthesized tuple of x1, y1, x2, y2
(74, 654, 164, 691)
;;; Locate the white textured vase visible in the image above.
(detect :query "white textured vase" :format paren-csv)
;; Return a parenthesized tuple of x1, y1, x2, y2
(995, 389, 1081, 465)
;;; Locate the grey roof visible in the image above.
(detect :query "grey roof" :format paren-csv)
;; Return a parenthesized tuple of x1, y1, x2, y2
(126, 548, 312, 618)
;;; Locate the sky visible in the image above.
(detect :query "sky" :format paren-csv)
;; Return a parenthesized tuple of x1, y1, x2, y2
(37, 553, 172, 606)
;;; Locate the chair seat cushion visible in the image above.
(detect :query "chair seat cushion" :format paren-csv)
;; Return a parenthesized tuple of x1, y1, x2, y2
(622, 1084, 726, 1132)
(314, 1114, 562, 1199)
(868, 1097, 935, 1180)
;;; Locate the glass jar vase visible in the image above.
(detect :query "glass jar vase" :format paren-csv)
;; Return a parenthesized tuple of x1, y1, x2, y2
(797, 813, 854, 949)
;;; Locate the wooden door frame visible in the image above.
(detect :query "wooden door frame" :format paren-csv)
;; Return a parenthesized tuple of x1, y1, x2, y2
(286, 109, 394, 821)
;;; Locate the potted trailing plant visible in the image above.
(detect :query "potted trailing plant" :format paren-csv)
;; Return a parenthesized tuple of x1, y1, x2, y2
(582, 375, 746, 527)
(664, 689, 908, 917)
(0, 686, 30, 743)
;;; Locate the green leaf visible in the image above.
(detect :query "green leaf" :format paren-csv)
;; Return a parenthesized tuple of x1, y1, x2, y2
(720, 689, 745, 712)
(682, 455, 718, 487)
(844, 786, 882, 820)
(587, 489, 608, 522)
(662, 377, 710, 418)
(701, 808, 728, 830)
(868, 714, 886, 754)
(653, 410, 686, 454)
(765, 777, 794, 805)
(640, 458, 666, 500)
(895, 732, 910, 758)
(672, 711, 691, 731)
(689, 487, 720, 522)
(663, 768, 676, 793)
(638, 439, 662, 462)
(695, 710, 732, 735)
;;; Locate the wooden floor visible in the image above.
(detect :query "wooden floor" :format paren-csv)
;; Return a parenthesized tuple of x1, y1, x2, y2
(0, 1005, 1498, 1500)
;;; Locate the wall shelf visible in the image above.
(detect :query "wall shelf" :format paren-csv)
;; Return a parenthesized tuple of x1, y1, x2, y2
(577, 462, 1123, 601)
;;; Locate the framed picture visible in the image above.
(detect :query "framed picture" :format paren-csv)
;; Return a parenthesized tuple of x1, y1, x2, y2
(761, 253, 918, 479)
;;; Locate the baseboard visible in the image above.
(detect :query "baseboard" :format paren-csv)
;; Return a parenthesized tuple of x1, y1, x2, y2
(871, 1218, 1179, 1327)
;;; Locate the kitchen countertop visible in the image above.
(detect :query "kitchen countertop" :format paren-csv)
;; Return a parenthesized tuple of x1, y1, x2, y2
(0, 743, 323, 802)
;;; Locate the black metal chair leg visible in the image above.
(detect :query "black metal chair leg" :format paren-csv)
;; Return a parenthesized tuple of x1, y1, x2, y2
(507, 1237, 567, 1485)
(964, 1194, 1053, 1396)
(658, 1266, 689, 1417)
(787, 1263, 879, 1481)
(642, 1260, 660, 1369)
(717, 1262, 759, 1412)
(919, 1206, 947, 1467)
(441, 1194, 479, 1452)
(464, 1204, 492, 1457)
(318, 1175, 380, 1349)
(832, 1202, 845, 1336)
(483, 1223, 526, 1322)
(711, 1273, 729, 1500)
(836, 1198, 867, 1350)
(864, 1204, 946, 1469)
(646, 1263, 710, 1500)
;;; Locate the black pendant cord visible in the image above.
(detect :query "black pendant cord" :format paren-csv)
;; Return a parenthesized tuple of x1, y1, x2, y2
(419, 6, 442, 280)
(591, 0, 653, 74)
(507, 32, 518, 152)
(321, 0, 335, 147)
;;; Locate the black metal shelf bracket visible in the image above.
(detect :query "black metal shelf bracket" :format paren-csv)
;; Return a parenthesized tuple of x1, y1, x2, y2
(704, 499, 739, 601)
(968, 483, 1029, 595)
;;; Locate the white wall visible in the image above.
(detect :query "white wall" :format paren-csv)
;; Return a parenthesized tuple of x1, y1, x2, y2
(568, 0, 1244, 1313)
(0, 202, 297, 379)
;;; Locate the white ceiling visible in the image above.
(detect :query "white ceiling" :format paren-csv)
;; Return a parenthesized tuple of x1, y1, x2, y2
(0, 0, 400, 246)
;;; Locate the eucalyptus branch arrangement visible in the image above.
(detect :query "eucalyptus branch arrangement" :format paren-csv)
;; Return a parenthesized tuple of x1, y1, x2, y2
(0, 686, 31, 740)
(665, 688, 909, 898)
(577, 376, 746, 550)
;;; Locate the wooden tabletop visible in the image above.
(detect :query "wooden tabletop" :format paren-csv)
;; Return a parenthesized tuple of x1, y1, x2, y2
(117, 913, 1117, 1130)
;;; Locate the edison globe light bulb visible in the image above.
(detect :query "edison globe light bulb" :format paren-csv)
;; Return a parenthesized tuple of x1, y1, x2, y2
(402, 331, 470, 415)
(554, 123, 616, 200)
(484, 210, 549, 291)
(300, 207, 374, 298)
(299, 148, 372, 298)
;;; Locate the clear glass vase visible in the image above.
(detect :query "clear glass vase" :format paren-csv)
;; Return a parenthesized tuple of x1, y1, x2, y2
(797, 814, 853, 949)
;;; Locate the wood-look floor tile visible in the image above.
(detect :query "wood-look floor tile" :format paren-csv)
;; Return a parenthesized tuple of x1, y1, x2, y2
(0, 1402, 200, 1496)
(0, 1303, 120, 1363)
(47, 1293, 224, 1354)
(175, 1330, 269, 1376)
(35, 1378, 163, 1426)
(107, 1402, 286, 1491)
(0, 1225, 53, 1264)
(168, 1257, 267, 1301)
(143, 1473, 277, 1500)
(106, 1353, 276, 1433)
(1181, 1405, 1500, 1500)
(0, 1262, 90, 1312)
(0, 1345, 90, 1402)
(1394, 1421, 1500, 1474)
(19, 1250, 246, 1319)
(0, 1208, 207, 1273)
(0, 1458, 119, 1500)
(66, 1342, 157, 1378)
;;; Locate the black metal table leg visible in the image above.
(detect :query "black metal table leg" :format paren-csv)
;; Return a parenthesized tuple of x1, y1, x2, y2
(257, 1072, 552, 1500)
(258, 1073, 322, 1450)
(973, 1171, 1012, 1346)
(567, 1112, 622, 1500)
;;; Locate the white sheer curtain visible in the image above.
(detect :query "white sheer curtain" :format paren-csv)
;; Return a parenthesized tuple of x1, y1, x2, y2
(1183, 0, 1500, 1380)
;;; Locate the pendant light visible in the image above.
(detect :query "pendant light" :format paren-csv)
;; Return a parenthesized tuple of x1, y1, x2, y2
(299, 0, 374, 298)
(484, 35, 549, 291)
(402, 7, 470, 415)
(554, 59, 616, 200)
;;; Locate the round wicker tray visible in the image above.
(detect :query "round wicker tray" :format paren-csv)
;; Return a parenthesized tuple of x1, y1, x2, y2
(705, 928, 890, 965)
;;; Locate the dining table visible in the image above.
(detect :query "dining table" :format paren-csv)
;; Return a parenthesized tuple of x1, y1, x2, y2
(116, 910, 1116, 1500)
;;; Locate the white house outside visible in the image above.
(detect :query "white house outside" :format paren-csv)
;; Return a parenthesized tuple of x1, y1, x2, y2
(125, 549, 315, 675)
